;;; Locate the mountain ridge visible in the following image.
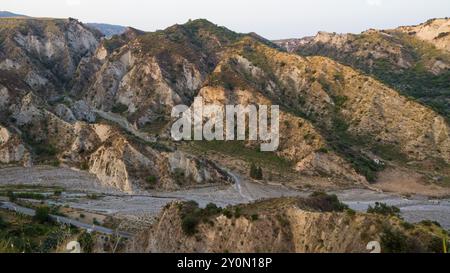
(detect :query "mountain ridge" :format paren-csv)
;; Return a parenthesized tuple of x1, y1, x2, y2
(0, 16, 449, 196)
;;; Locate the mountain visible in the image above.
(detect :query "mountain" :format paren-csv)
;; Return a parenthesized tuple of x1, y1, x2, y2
(86, 23, 127, 38)
(0, 11, 26, 18)
(1, 16, 449, 197)
(0, 17, 232, 192)
(274, 18, 450, 120)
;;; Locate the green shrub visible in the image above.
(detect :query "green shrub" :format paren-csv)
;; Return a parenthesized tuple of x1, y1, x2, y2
(78, 232, 94, 253)
(205, 203, 222, 215)
(223, 208, 233, 219)
(33, 206, 51, 224)
(420, 220, 442, 227)
(306, 192, 349, 212)
(181, 214, 199, 236)
(250, 163, 263, 180)
(345, 208, 356, 217)
(80, 161, 89, 170)
(146, 176, 157, 187)
(179, 201, 223, 236)
(380, 227, 409, 253)
(367, 202, 401, 218)
(0, 216, 7, 229)
(173, 168, 186, 185)
(7, 191, 16, 202)
(251, 214, 259, 221)
(13, 192, 47, 200)
(400, 221, 415, 230)
(111, 103, 128, 114)
(234, 207, 242, 218)
(380, 227, 428, 253)
(316, 147, 329, 154)
(86, 194, 99, 200)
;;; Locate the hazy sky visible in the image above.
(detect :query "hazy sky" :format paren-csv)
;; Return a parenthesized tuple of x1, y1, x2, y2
(2, 0, 449, 39)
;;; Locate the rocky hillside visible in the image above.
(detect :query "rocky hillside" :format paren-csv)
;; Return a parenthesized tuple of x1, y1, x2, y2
(274, 18, 450, 120)
(129, 194, 448, 253)
(86, 23, 127, 38)
(0, 17, 233, 192)
(398, 18, 450, 52)
(0, 11, 26, 18)
(1, 16, 449, 195)
(194, 36, 450, 191)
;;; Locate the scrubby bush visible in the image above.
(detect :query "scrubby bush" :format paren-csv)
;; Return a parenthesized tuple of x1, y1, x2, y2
(111, 103, 128, 114)
(250, 163, 263, 180)
(305, 192, 349, 212)
(173, 168, 186, 185)
(179, 201, 223, 236)
(367, 202, 401, 218)
(380, 227, 426, 253)
(181, 214, 199, 236)
(222, 208, 233, 219)
(251, 214, 259, 221)
(146, 176, 157, 185)
(78, 231, 94, 253)
(420, 220, 442, 227)
(7, 191, 16, 202)
(0, 216, 7, 229)
(33, 206, 51, 224)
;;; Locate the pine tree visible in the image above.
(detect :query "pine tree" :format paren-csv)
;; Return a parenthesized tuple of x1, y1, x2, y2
(257, 167, 263, 180)
(250, 163, 258, 179)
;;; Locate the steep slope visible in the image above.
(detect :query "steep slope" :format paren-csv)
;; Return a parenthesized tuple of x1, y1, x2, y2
(398, 18, 450, 52)
(198, 37, 450, 186)
(0, 17, 101, 97)
(0, 17, 233, 192)
(1, 16, 449, 194)
(74, 19, 242, 131)
(129, 195, 447, 253)
(274, 18, 450, 120)
(0, 11, 26, 18)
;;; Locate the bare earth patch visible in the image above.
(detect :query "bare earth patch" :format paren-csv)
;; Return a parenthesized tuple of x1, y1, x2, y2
(374, 167, 450, 197)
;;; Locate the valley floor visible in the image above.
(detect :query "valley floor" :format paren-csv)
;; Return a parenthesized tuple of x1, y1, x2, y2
(1, 166, 450, 232)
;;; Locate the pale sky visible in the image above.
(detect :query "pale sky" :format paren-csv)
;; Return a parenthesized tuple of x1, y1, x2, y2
(1, 0, 449, 39)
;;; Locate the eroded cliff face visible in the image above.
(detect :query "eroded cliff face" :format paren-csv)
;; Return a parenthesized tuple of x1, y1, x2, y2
(75, 20, 242, 130)
(274, 18, 450, 120)
(1, 16, 449, 194)
(195, 39, 449, 185)
(129, 197, 446, 253)
(398, 18, 450, 52)
(0, 18, 100, 98)
(0, 125, 31, 166)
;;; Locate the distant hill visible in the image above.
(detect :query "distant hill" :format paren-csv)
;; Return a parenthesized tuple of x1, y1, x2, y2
(86, 23, 127, 37)
(0, 11, 125, 38)
(0, 11, 26, 18)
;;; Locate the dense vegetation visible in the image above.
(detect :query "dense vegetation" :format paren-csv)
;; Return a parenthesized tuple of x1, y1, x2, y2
(296, 31, 450, 120)
(0, 208, 75, 253)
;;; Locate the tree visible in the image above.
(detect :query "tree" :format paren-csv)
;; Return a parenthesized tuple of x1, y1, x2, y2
(34, 206, 51, 224)
(256, 167, 263, 180)
(250, 163, 258, 179)
(250, 163, 263, 180)
(0, 215, 6, 229)
(7, 191, 16, 202)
